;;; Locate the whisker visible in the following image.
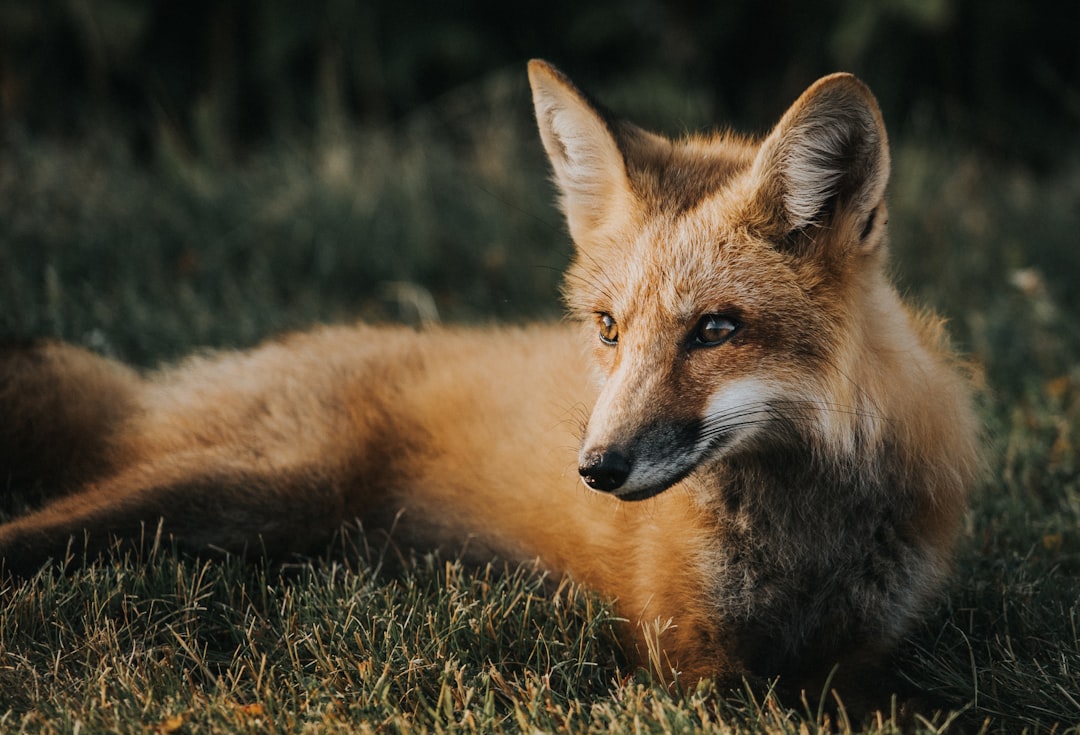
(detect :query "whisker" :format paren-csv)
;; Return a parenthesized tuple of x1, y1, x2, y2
(716, 398, 888, 423)
(699, 402, 787, 427)
(695, 396, 890, 447)
(698, 416, 787, 436)
(471, 182, 562, 234)
(563, 249, 622, 311)
(810, 352, 885, 421)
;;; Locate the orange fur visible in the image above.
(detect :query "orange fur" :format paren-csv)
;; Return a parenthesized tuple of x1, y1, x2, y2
(0, 61, 980, 710)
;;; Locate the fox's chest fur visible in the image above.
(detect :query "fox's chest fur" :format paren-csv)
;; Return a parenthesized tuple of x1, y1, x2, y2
(0, 61, 980, 711)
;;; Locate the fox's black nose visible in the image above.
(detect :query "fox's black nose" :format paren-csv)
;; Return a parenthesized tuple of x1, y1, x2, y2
(579, 450, 630, 492)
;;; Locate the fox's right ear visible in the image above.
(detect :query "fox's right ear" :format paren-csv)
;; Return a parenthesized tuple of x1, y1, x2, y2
(528, 60, 637, 245)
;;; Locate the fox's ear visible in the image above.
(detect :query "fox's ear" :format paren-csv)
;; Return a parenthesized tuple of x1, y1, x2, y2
(528, 60, 637, 244)
(750, 73, 890, 252)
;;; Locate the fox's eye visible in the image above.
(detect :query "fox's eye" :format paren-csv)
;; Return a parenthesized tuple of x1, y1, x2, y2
(693, 314, 739, 347)
(598, 313, 619, 346)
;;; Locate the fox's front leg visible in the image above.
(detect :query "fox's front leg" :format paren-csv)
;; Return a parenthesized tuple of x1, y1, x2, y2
(0, 455, 355, 578)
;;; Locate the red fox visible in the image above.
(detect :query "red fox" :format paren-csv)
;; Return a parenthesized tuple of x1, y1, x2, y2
(0, 61, 980, 708)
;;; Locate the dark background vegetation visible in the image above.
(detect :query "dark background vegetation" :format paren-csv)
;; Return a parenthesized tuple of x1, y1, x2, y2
(2, 0, 1078, 364)
(2, 0, 1077, 164)
(1, 1, 1079, 731)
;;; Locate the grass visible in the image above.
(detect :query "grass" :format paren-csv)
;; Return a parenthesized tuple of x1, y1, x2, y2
(2, 68, 1080, 732)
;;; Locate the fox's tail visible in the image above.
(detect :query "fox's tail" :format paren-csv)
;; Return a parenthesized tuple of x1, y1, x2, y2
(0, 340, 141, 498)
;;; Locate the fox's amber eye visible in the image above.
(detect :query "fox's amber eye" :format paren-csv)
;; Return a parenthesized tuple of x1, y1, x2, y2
(598, 313, 619, 345)
(693, 314, 739, 347)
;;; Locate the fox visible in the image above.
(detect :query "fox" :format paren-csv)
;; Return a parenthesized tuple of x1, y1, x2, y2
(0, 60, 980, 710)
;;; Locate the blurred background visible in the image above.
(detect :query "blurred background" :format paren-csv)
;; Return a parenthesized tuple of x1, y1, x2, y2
(2, 0, 1075, 160)
(0, 0, 1077, 387)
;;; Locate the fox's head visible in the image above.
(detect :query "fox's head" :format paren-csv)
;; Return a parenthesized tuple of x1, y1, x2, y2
(529, 60, 899, 501)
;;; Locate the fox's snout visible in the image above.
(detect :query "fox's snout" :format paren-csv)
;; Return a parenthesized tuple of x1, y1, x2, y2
(577, 376, 788, 501)
(578, 448, 631, 492)
(577, 440, 697, 502)
(577, 416, 706, 501)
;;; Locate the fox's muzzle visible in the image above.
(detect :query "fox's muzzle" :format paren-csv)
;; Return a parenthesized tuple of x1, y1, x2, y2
(578, 449, 631, 492)
(578, 418, 710, 501)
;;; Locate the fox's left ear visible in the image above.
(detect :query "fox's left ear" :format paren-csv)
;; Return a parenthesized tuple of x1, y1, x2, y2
(750, 73, 890, 254)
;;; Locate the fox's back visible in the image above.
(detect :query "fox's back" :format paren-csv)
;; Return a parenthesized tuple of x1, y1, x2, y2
(125, 322, 590, 475)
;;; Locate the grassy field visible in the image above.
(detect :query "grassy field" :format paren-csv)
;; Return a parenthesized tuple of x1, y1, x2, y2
(2, 68, 1079, 733)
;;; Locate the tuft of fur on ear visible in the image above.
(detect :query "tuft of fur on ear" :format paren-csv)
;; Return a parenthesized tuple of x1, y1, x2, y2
(528, 59, 637, 244)
(751, 73, 890, 249)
